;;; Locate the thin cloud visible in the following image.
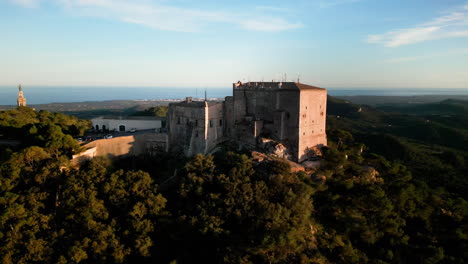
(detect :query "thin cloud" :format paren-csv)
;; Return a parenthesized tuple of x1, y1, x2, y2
(319, 0, 362, 8)
(9, 0, 41, 8)
(240, 19, 303, 32)
(255, 6, 291, 13)
(368, 4, 468, 47)
(10, 0, 303, 32)
(385, 49, 468, 63)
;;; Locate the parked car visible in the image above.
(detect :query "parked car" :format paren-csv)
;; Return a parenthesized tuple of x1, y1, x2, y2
(129, 128, 137, 133)
(77, 138, 83, 142)
(85, 136, 93, 141)
(105, 134, 113, 139)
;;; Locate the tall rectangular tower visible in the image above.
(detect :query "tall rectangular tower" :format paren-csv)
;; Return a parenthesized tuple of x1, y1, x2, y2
(297, 86, 327, 162)
(227, 81, 327, 162)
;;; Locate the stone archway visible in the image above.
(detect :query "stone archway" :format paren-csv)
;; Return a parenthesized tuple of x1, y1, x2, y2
(119, 125, 126, 132)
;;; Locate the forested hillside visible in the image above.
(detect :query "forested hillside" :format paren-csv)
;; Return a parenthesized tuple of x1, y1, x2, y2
(0, 104, 466, 263)
(327, 96, 468, 198)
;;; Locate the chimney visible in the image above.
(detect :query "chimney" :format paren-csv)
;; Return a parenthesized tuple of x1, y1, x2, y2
(186, 97, 192, 103)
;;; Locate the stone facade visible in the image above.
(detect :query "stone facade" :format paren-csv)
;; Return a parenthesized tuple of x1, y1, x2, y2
(167, 97, 224, 156)
(167, 82, 327, 162)
(17, 84, 27, 107)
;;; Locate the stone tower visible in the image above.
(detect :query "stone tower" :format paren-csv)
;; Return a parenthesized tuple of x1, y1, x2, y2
(17, 84, 27, 107)
(225, 81, 327, 162)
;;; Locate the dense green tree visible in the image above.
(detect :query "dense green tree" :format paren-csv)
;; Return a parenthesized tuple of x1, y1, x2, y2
(133, 106, 168, 117)
(165, 153, 316, 263)
(0, 151, 167, 263)
(1, 104, 467, 263)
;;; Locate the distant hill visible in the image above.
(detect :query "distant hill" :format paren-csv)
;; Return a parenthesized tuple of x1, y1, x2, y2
(327, 96, 468, 197)
(0, 100, 172, 119)
(327, 96, 468, 151)
(378, 99, 468, 116)
(336, 94, 468, 106)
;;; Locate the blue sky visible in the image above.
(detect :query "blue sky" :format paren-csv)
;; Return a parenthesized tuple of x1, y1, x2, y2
(1, 0, 467, 89)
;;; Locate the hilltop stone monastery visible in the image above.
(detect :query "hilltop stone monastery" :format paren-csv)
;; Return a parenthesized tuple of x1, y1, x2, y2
(16, 81, 327, 163)
(168, 81, 327, 162)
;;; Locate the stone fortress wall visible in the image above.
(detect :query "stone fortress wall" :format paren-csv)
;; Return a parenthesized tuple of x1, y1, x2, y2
(167, 98, 224, 156)
(73, 133, 168, 165)
(167, 81, 328, 162)
(74, 81, 327, 163)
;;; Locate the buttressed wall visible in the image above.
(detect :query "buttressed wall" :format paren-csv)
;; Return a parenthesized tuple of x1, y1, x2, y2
(167, 98, 224, 156)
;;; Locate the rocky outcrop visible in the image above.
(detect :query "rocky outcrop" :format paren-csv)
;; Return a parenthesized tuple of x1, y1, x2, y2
(305, 146, 323, 159)
(251, 151, 305, 173)
(257, 138, 291, 160)
(302, 160, 321, 170)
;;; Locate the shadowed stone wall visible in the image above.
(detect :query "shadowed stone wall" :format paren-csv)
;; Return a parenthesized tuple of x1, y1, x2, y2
(83, 133, 168, 159)
(167, 99, 224, 156)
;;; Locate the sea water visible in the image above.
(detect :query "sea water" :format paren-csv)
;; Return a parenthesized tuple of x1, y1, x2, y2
(0, 86, 467, 105)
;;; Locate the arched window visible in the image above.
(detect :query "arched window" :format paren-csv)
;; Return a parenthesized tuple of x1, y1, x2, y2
(119, 125, 126, 132)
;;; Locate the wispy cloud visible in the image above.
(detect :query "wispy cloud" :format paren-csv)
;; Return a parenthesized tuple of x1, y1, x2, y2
(9, 0, 41, 8)
(10, 0, 302, 32)
(385, 49, 468, 63)
(319, 0, 362, 8)
(240, 18, 302, 32)
(255, 6, 291, 13)
(368, 3, 468, 47)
